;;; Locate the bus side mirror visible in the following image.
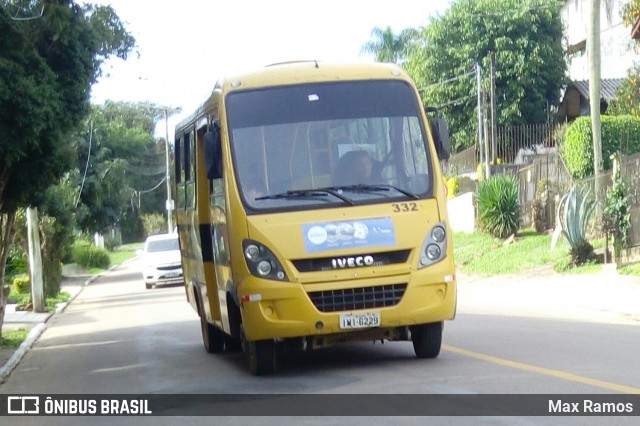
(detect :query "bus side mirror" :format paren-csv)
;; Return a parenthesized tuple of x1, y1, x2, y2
(204, 121, 222, 179)
(430, 117, 451, 161)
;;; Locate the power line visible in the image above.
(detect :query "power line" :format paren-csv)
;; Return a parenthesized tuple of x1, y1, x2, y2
(133, 176, 167, 195)
(75, 120, 93, 209)
(418, 70, 475, 92)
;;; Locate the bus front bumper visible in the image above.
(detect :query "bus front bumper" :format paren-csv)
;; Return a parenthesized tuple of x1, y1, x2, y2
(238, 272, 457, 342)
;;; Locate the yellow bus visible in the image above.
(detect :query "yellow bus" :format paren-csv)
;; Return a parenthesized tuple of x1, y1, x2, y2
(174, 61, 456, 375)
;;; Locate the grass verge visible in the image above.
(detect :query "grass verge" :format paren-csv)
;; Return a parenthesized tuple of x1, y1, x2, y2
(0, 328, 28, 349)
(453, 230, 569, 275)
(108, 242, 143, 267)
(619, 262, 640, 276)
(454, 230, 640, 276)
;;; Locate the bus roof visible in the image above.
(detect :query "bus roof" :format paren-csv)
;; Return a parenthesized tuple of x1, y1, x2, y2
(176, 61, 414, 132)
(221, 61, 411, 90)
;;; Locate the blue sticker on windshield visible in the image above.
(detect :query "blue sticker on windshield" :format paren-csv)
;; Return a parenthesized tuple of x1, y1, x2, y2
(303, 217, 396, 253)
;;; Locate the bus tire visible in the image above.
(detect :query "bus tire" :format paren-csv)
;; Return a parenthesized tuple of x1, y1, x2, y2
(224, 335, 242, 352)
(200, 310, 224, 353)
(225, 296, 243, 352)
(247, 339, 276, 376)
(410, 322, 443, 359)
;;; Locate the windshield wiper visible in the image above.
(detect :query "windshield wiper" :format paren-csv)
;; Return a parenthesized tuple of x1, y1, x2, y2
(327, 184, 420, 199)
(256, 189, 355, 205)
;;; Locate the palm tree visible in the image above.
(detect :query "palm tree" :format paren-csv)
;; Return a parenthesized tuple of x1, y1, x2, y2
(361, 26, 418, 64)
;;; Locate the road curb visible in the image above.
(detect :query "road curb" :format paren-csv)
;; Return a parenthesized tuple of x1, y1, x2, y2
(0, 323, 46, 383)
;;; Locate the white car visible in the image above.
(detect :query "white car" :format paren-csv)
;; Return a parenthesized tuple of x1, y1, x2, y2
(140, 233, 183, 289)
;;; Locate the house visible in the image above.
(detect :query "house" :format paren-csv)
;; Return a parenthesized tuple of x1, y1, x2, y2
(559, 0, 639, 121)
(562, 0, 640, 81)
(557, 78, 623, 122)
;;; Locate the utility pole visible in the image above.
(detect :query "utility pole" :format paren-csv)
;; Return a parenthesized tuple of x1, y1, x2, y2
(27, 207, 45, 313)
(588, 0, 603, 219)
(490, 51, 498, 167)
(475, 62, 485, 178)
(163, 107, 182, 233)
(164, 109, 173, 233)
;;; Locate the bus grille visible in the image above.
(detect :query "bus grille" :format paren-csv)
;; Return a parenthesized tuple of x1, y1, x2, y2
(308, 284, 407, 313)
(291, 250, 410, 273)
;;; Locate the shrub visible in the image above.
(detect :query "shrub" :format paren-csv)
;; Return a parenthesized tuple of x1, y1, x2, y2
(12, 274, 30, 294)
(562, 115, 640, 179)
(8, 275, 31, 305)
(476, 175, 520, 238)
(558, 184, 596, 265)
(5, 247, 28, 280)
(603, 161, 631, 259)
(72, 242, 110, 270)
(141, 213, 166, 237)
(446, 176, 459, 199)
(104, 235, 121, 252)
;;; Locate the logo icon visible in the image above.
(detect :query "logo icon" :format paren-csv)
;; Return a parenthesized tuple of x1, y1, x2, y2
(7, 396, 40, 414)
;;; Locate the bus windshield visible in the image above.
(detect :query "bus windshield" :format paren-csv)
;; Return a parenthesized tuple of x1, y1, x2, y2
(226, 80, 434, 211)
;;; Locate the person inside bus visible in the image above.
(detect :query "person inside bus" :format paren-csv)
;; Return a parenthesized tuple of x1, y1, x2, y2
(334, 149, 383, 186)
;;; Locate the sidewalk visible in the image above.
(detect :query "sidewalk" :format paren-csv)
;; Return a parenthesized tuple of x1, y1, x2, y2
(0, 268, 100, 382)
(457, 264, 640, 323)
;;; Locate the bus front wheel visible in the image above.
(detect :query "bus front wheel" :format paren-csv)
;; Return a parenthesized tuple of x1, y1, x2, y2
(241, 325, 275, 375)
(248, 339, 276, 376)
(410, 322, 443, 359)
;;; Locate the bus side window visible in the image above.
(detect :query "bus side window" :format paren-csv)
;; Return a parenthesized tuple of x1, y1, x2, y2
(175, 134, 186, 210)
(175, 137, 182, 185)
(204, 121, 223, 180)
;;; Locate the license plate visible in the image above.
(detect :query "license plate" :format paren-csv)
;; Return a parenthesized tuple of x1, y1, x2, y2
(165, 272, 179, 278)
(339, 312, 380, 329)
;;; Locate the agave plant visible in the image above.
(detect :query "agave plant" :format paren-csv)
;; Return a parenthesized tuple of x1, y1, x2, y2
(476, 175, 520, 238)
(557, 184, 596, 265)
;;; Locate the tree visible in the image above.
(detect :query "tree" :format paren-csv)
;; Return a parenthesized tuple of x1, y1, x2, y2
(609, 64, 640, 117)
(405, 0, 566, 152)
(607, 2, 640, 118)
(74, 101, 166, 241)
(361, 26, 418, 64)
(0, 1, 134, 336)
(622, 0, 640, 28)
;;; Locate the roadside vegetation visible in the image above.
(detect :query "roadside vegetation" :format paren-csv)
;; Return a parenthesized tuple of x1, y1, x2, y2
(453, 231, 640, 276)
(0, 328, 28, 350)
(454, 230, 569, 275)
(6, 240, 142, 311)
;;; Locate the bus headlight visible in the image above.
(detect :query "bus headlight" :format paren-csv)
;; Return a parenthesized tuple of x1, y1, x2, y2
(431, 225, 446, 243)
(256, 260, 272, 276)
(242, 239, 288, 281)
(419, 222, 447, 268)
(425, 244, 441, 260)
(244, 244, 260, 261)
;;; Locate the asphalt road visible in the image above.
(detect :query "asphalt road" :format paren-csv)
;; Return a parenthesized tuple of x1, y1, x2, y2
(0, 260, 639, 425)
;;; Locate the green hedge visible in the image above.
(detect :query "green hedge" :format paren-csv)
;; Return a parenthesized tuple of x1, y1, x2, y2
(72, 241, 110, 270)
(562, 115, 640, 179)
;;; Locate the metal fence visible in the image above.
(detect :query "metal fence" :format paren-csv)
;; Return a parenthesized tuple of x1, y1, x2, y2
(516, 153, 573, 229)
(620, 153, 640, 249)
(446, 123, 558, 175)
(496, 123, 557, 165)
(444, 124, 640, 252)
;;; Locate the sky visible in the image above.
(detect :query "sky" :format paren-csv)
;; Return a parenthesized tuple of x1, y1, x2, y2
(89, 0, 452, 128)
